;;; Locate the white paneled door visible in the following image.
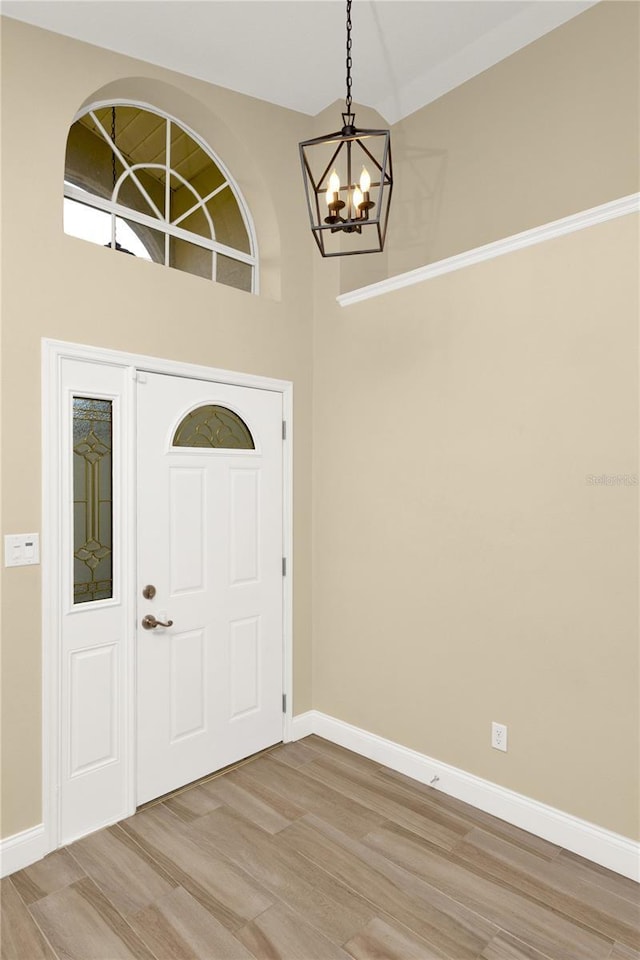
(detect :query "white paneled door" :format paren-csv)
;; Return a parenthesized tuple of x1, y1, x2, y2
(136, 372, 284, 804)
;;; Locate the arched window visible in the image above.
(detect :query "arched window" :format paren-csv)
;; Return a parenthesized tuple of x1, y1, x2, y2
(64, 102, 257, 293)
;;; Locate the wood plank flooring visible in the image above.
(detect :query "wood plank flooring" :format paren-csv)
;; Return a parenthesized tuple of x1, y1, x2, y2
(2, 736, 639, 959)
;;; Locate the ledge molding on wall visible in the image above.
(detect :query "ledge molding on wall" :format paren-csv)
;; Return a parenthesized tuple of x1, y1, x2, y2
(0, 824, 47, 878)
(291, 710, 640, 883)
(337, 193, 640, 308)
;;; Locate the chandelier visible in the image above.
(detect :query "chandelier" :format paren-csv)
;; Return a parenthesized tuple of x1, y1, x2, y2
(299, 0, 393, 257)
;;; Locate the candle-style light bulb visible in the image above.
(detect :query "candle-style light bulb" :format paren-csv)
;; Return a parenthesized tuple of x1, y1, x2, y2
(359, 166, 371, 193)
(353, 187, 364, 212)
(325, 168, 344, 221)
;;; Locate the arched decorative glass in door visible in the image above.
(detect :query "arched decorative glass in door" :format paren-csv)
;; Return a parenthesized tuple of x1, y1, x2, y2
(172, 404, 255, 449)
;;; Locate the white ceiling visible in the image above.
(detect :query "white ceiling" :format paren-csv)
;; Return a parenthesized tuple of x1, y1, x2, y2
(2, 0, 597, 123)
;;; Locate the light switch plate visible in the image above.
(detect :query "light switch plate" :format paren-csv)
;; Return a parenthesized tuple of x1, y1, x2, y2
(4, 533, 40, 567)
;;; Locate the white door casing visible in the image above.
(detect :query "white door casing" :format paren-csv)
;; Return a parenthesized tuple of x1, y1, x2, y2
(136, 372, 284, 804)
(42, 341, 293, 852)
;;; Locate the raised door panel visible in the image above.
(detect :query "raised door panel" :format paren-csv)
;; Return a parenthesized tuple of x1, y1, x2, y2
(170, 629, 207, 742)
(229, 616, 261, 719)
(170, 468, 206, 595)
(230, 469, 260, 585)
(69, 644, 118, 776)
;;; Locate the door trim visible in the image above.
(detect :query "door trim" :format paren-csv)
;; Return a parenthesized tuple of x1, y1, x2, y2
(42, 338, 294, 854)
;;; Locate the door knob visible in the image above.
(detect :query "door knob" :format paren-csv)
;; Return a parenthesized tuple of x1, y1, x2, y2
(141, 614, 174, 630)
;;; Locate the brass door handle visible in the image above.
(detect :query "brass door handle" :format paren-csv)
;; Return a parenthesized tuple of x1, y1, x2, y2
(141, 614, 174, 630)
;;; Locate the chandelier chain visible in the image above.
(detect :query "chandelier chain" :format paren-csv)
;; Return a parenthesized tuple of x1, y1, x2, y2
(345, 0, 353, 114)
(110, 107, 117, 195)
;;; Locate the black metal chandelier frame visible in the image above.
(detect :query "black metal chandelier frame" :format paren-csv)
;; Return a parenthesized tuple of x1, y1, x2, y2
(299, 0, 393, 257)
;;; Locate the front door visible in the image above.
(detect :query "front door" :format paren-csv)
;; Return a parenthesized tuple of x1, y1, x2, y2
(136, 372, 284, 804)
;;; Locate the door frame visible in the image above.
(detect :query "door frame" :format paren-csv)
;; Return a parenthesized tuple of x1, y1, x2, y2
(42, 338, 294, 854)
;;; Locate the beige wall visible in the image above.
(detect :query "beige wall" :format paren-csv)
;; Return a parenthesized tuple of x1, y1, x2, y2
(313, 216, 639, 839)
(2, 2, 639, 845)
(0, 18, 315, 837)
(313, 2, 639, 839)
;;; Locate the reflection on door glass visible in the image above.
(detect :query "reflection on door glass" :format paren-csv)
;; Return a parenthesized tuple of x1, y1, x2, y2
(73, 397, 113, 603)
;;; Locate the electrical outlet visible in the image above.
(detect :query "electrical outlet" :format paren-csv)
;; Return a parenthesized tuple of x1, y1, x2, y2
(491, 721, 508, 752)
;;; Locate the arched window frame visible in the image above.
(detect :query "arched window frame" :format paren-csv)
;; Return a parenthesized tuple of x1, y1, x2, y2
(64, 99, 259, 294)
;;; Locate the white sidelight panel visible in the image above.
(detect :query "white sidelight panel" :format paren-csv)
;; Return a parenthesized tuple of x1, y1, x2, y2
(58, 358, 131, 845)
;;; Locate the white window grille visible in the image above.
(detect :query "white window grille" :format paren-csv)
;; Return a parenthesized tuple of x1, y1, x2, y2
(64, 102, 258, 293)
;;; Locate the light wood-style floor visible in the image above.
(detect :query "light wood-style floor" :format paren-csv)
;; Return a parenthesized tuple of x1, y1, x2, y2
(2, 736, 639, 960)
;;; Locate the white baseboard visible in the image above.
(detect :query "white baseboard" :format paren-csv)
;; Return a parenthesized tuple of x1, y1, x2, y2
(0, 824, 47, 878)
(291, 711, 316, 740)
(4, 715, 636, 882)
(292, 711, 639, 882)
